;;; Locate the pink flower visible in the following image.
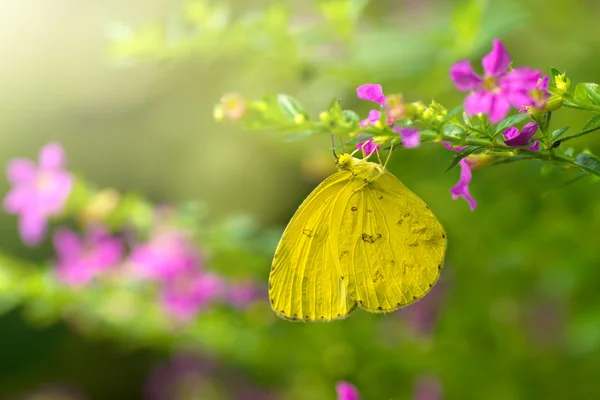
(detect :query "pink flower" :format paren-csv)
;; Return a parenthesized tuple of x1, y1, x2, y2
(450, 39, 542, 123)
(161, 271, 224, 321)
(394, 126, 420, 148)
(356, 136, 380, 157)
(356, 84, 386, 105)
(414, 375, 442, 400)
(442, 142, 467, 152)
(54, 227, 123, 287)
(226, 280, 264, 308)
(336, 381, 360, 400)
(360, 109, 381, 127)
(4, 143, 72, 246)
(450, 159, 477, 211)
(503, 122, 539, 150)
(129, 229, 200, 281)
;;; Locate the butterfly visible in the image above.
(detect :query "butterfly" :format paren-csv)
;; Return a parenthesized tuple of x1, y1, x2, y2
(268, 152, 447, 321)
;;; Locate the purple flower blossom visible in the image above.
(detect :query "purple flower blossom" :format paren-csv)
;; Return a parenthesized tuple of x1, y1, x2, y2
(145, 354, 215, 400)
(450, 159, 477, 211)
(356, 136, 380, 157)
(503, 122, 539, 150)
(360, 109, 381, 127)
(414, 375, 442, 400)
(356, 84, 386, 105)
(129, 229, 200, 281)
(394, 126, 420, 148)
(4, 143, 72, 246)
(54, 227, 124, 287)
(336, 381, 360, 400)
(226, 280, 264, 308)
(161, 271, 224, 321)
(442, 142, 468, 152)
(450, 39, 542, 123)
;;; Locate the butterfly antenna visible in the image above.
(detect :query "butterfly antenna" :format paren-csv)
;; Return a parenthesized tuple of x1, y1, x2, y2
(331, 133, 338, 159)
(383, 144, 394, 169)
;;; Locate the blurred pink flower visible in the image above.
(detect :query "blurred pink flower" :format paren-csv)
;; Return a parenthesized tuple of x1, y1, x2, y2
(359, 109, 381, 127)
(161, 271, 224, 321)
(336, 381, 360, 400)
(356, 83, 386, 105)
(394, 126, 421, 148)
(129, 229, 200, 281)
(4, 143, 72, 246)
(414, 375, 442, 400)
(54, 227, 124, 287)
(401, 279, 445, 336)
(356, 136, 380, 157)
(226, 280, 264, 308)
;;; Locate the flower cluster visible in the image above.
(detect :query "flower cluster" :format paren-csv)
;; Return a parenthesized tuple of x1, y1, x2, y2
(3, 143, 263, 322)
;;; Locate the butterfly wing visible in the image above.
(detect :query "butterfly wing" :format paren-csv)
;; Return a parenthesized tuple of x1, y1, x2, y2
(334, 171, 447, 312)
(269, 171, 358, 321)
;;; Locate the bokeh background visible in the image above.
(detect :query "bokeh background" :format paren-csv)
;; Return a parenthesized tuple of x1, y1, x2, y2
(1, 0, 600, 399)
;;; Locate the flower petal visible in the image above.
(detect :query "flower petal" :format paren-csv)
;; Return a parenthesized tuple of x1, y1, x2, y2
(487, 94, 511, 123)
(356, 136, 380, 157)
(442, 142, 468, 152)
(395, 127, 420, 148)
(482, 39, 511, 77)
(504, 123, 538, 147)
(450, 60, 483, 91)
(7, 159, 37, 184)
(53, 227, 82, 261)
(360, 109, 380, 127)
(19, 211, 48, 246)
(528, 140, 540, 151)
(356, 84, 386, 105)
(450, 159, 477, 211)
(502, 126, 520, 141)
(336, 382, 361, 400)
(464, 91, 492, 116)
(39, 143, 66, 170)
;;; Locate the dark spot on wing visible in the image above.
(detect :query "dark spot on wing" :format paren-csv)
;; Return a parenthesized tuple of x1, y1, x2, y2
(293, 313, 298, 317)
(320, 316, 324, 319)
(438, 264, 441, 270)
(378, 306, 383, 310)
(339, 250, 349, 260)
(390, 260, 395, 265)
(397, 302, 401, 306)
(412, 296, 417, 300)
(373, 270, 384, 283)
(359, 300, 363, 305)
(428, 283, 432, 288)
(425, 205, 430, 209)
(351, 206, 358, 212)
(362, 233, 382, 243)
(408, 242, 419, 248)
(367, 209, 372, 213)
(302, 229, 318, 238)
(340, 276, 344, 280)
(337, 313, 341, 317)
(442, 233, 446, 239)
(378, 195, 383, 200)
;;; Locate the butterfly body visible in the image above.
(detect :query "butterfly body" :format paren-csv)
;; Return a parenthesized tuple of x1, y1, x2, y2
(269, 154, 447, 321)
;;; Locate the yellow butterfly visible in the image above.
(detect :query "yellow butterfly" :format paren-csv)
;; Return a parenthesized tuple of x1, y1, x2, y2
(269, 151, 447, 321)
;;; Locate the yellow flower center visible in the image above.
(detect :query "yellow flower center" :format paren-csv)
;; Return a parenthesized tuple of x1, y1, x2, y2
(483, 76, 498, 92)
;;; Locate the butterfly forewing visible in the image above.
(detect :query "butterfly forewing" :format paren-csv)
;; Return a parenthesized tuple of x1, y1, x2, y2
(269, 172, 358, 321)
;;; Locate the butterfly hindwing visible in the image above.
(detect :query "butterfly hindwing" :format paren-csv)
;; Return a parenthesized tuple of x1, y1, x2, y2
(334, 171, 447, 312)
(269, 172, 358, 321)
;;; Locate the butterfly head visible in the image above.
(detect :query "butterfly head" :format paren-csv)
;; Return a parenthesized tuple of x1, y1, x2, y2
(336, 153, 358, 171)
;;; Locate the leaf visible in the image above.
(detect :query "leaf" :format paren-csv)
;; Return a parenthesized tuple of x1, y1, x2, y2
(277, 94, 308, 121)
(585, 83, 600, 106)
(345, 134, 373, 146)
(445, 146, 484, 172)
(573, 152, 600, 177)
(583, 115, 600, 131)
(328, 98, 342, 118)
(443, 105, 464, 123)
(489, 155, 536, 167)
(551, 126, 570, 141)
(443, 124, 466, 140)
(494, 113, 531, 134)
(550, 67, 562, 78)
(574, 83, 593, 106)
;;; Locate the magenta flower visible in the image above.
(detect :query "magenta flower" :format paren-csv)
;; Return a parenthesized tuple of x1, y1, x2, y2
(356, 83, 386, 105)
(394, 126, 420, 148)
(450, 39, 541, 123)
(4, 143, 72, 246)
(442, 142, 468, 152)
(360, 109, 381, 127)
(414, 375, 442, 400)
(129, 229, 200, 281)
(161, 271, 224, 321)
(336, 381, 360, 400)
(450, 159, 477, 211)
(226, 280, 264, 308)
(356, 136, 380, 157)
(54, 227, 124, 286)
(503, 122, 539, 150)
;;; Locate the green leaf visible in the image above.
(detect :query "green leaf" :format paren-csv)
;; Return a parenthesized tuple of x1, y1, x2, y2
(277, 94, 308, 121)
(443, 124, 466, 140)
(445, 146, 484, 172)
(574, 83, 593, 106)
(443, 105, 464, 123)
(583, 115, 600, 131)
(573, 152, 600, 177)
(494, 113, 531, 134)
(344, 134, 373, 146)
(550, 67, 562, 78)
(328, 98, 342, 118)
(551, 126, 570, 141)
(585, 83, 600, 106)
